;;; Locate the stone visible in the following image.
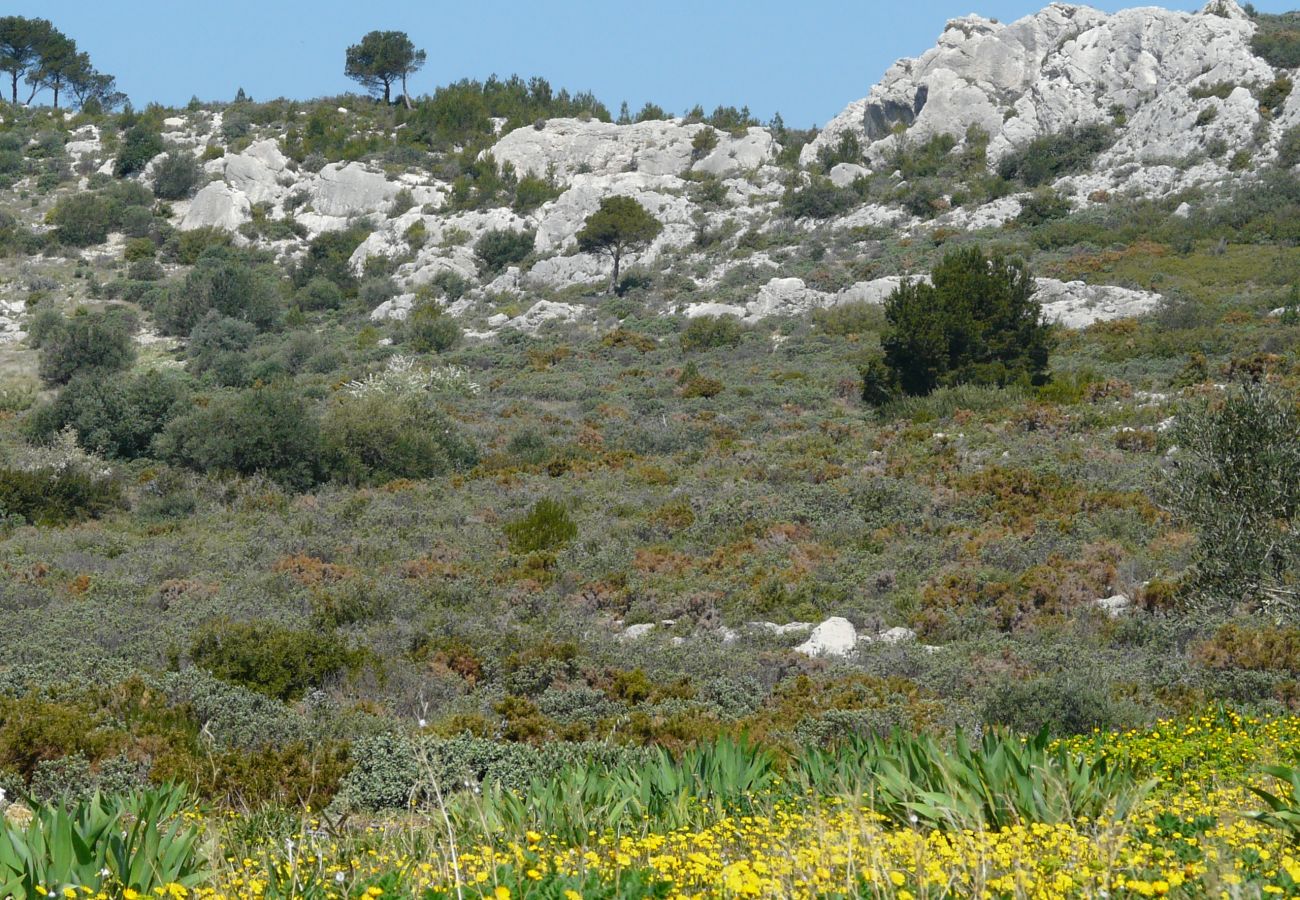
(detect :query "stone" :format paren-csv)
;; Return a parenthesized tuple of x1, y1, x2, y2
(1034, 278, 1163, 328)
(829, 162, 869, 188)
(794, 617, 859, 658)
(491, 118, 777, 182)
(1174, 202, 1193, 219)
(620, 623, 656, 641)
(506, 300, 586, 333)
(1096, 595, 1133, 618)
(181, 181, 252, 231)
(309, 163, 399, 218)
(877, 627, 918, 644)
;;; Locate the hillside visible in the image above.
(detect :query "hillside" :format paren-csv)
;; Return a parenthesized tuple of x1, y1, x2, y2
(0, 1, 1298, 895)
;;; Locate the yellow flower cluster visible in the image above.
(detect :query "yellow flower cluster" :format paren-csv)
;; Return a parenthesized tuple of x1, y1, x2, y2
(187, 711, 1300, 899)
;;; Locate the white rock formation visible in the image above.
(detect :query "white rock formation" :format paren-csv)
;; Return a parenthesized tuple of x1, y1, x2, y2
(181, 181, 252, 231)
(804, 0, 1279, 199)
(1034, 278, 1163, 328)
(1096, 595, 1133, 618)
(310, 163, 400, 218)
(490, 118, 778, 181)
(795, 617, 859, 658)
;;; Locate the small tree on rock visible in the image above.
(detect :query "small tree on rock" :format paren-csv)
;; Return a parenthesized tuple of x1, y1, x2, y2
(576, 196, 662, 295)
(345, 30, 426, 108)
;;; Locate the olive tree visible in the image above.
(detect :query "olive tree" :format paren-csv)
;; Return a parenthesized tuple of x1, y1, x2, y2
(575, 196, 663, 295)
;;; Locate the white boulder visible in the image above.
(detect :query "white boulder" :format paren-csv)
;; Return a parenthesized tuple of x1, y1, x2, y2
(794, 617, 859, 658)
(181, 181, 251, 231)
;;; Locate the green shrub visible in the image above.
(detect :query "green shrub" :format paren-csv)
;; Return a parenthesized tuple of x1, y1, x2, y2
(154, 249, 281, 335)
(780, 176, 858, 219)
(1278, 125, 1300, 170)
(190, 620, 356, 701)
(1164, 382, 1300, 612)
(37, 308, 136, 386)
(151, 150, 203, 200)
(0, 466, 124, 526)
(50, 193, 112, 247)
(982, 675, 1138, 736)
(997, 125, 1113, 186)
(680, 315, 744, 352)
(323, 391, 478, 484)
(879, 246, 1054, 396)
(1251, 12, 1300, 69)
(504, 498, 577, 554)
(155, 384, 324, 489)
(513, 175, 561, 214)
(474, 228, 535, 275)
(295, 276, 344, 311)
(405, 301, 461, 353)
(112, 124, 164, 178)
(293, 225, 371, 297)
(27, 369, 191, 459)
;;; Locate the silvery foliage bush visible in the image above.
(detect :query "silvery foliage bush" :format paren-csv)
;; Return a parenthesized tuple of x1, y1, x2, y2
(343, 354, 481, 399)
(29, 754, 148, 804)
(1164, 382, 1300, 616)
(335, 733, 653, 812)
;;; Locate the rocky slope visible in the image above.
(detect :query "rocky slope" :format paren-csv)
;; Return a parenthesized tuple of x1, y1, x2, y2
(13, 0, 1298, 344)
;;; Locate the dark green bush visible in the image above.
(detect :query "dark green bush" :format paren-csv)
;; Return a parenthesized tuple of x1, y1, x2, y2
(474, 228, 535, 275)
(113, 124, 164, 177)
(26, 369, 191, 459)
(295, 277, 344, 311)
(1164, 382, 1300, 611)
(50, 193, 112, 247)
(504, 498, 578, 554)
(37, 308, 136, 386)
(0, 466, 124, 526)
(292, 225, 371, 296)
(153, 249, 281, 335)
(190, 620, 356, 701)
(405, 302, 461, 353)
(1251, 12, 1300, 69)
(151, 151, 203, 200)
(879, 246, 1054, 397)
(322, 392, 478, 485)
(997, 125, 1113, 187)
(680, 315, 744, 352)
(155, 384, 324, 489)
(780, 176, 858, 219)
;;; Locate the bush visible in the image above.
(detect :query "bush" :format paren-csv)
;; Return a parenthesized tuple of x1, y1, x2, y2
(26, 369, 191, 459)
(151, 151, 202, 200)
(37, 308, 136, 386)
(155, 385, 324, 489)
(982, 675, 1137, 735)
(405, 301, 461, 353)
(113, 124, 164, 178)
(1164, 382, 1300, 612)
(186, 311, 257, 383)
(295, 276, 344, 311)
(878, 247, 1054, 397)
(780, 176, 858, 219)
(474, 228, 535, 276)
(293, 225, 371, 296)
(322, 391, 478, 484)
(154, 250, 281, 335)
(1278, 125, 1300, 170)
(680, 315, 744, 352)
(0, 466, 124, 526)
(191, 620, 356, 701)
(1252, 12, 1300, 69)
(504, 498, 578, 554)
(50, 193, 112, 247)
(997, 125, 1113, 187)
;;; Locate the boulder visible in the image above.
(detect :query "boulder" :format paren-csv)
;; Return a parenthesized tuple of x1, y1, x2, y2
(794, 617, 859, 658)
(1034, 278, 1163, 328)
(1096, 595, 1133, 618)
(877, 627, 918, 644)
(829, 162, 869, 188)
(181, 181, 251, 231)
(507, 300, 586, 333)
(310, 163, 399, 218)
(490, 117, 777, 182)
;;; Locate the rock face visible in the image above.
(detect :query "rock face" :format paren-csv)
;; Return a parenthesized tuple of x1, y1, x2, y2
(804, 0, 1282, 197)
(686, 275, 1162, 329)
(490, 117, 778, 181)
(795, 617, 859, 658)
(181, 181, 252, 231)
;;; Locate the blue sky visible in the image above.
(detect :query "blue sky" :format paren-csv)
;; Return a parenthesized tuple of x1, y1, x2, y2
(22, 1, 1300, 126)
